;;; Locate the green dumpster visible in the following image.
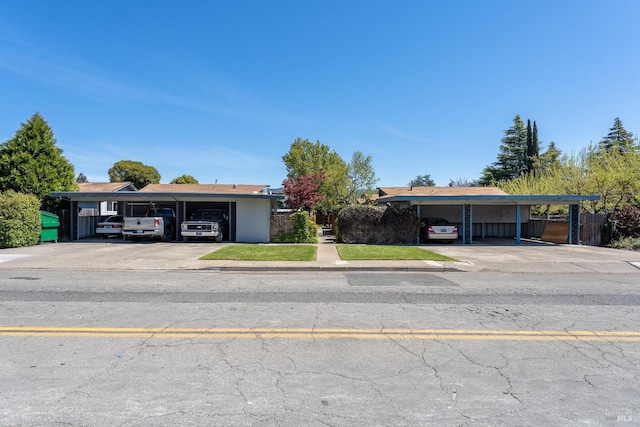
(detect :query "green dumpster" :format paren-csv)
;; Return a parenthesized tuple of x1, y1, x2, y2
(40, 211, 60, 243)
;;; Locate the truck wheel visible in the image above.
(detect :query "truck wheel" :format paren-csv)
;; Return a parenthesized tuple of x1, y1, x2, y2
(162, 226, 173, 242)
(215, 228, 224, 242)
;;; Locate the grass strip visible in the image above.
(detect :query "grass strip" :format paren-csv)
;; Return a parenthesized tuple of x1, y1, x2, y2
(336, 244, 456, 261)
(200, 244, 316, 261)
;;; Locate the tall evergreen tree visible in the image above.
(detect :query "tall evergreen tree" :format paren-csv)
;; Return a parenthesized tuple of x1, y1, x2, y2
(480, 114, 528, 184)
(525, 120, 533, 172)
(0, 113, 77, 209)
(536, 141, 562, 173)
(525, 121, 540, 173)
(599, 117, 636, 154)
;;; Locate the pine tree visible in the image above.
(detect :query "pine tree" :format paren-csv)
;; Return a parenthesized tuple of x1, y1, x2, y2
(536, 141, 561, 173)
(480, 115, 528, 184)
(0, 113, 77, 209)
(526, 121, 540, 173)
(599, 117, 636, 155)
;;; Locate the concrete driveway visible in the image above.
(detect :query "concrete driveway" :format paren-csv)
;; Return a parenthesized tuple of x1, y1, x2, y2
(0, 238, 639, 274)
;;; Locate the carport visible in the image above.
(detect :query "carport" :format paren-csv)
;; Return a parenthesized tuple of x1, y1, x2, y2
(377, 187, 601, 245)
(52, 183, 284, 243)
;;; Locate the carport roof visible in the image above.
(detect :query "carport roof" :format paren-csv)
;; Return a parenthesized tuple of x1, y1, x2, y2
(51, 183, 285, 202)
(377, 186, 600, 206)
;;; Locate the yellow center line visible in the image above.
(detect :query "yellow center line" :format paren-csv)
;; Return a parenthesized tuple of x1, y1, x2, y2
(1, 327, 639, 341)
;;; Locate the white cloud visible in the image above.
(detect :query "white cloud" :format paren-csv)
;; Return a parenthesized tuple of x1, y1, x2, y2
(376, 122, 426, 143)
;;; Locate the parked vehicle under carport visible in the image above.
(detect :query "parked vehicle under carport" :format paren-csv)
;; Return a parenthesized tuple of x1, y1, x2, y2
(95, 215, 124, 238)
(421, 218, 458, 243)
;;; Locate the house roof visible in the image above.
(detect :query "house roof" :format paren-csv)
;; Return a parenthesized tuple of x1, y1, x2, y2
(377, 186, 599, 206)
(52, 183, 283, 202)
(78, 182, 137, 192)
(378, 186, 508, 197)
(139, 183, 268, 194)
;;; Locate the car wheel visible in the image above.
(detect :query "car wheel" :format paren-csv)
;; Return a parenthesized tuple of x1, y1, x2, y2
(162, 226, 173, 242)
(215, 229, 224, 242)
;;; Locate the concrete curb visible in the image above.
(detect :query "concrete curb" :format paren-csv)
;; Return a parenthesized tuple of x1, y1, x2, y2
(209, 265, 460, 272)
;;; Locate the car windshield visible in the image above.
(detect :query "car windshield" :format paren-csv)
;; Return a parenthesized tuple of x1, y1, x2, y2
(105, 216, 123, 222)
(193, 210, 225, 221)
(427, 218, 451, 226)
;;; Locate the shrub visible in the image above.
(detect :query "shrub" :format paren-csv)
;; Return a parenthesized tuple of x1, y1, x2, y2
(337, 205, 419, 244)
(607, 236, 640, 251)
(273, 211, 318, 243)
(0, 191, 41, 248)
(602, 204, 640, 246)
(613, 205, 640, 237)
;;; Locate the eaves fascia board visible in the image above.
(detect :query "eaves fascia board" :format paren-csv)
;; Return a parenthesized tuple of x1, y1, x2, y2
(51, 191, 285, 202)
(378, 194, 601, 205)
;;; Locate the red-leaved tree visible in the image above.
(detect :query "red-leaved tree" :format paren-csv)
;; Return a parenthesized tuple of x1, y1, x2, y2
(283, 172, 325, 211)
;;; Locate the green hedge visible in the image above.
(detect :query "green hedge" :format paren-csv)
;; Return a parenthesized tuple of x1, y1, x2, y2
(273, 211, 319, 243)
(337, 205, 419, 244)
(0, 191, 41, 248)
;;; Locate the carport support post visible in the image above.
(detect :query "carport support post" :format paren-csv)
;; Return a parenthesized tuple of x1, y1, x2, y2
(182, 201, 187, 242)
(416, 205, 421, 244)
(461, 205, 466, 244)
(468, 205, 473, 245)
(70, 201, 75, 241)
(462, 204, 472, 245)
(515, 204, 521, 245)
(569, 204, 580, 245)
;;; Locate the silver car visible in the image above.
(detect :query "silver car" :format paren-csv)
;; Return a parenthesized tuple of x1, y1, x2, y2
(95, 215, 124, 238)
(422, 218, 458, 243)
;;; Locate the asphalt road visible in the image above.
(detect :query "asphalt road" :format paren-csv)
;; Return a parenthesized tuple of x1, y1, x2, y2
(1, 269, 639, 426)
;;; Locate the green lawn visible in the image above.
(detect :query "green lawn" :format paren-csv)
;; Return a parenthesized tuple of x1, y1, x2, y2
(200, 243, 456, 262)
(336, 244, 456, 261)
(200, 244, 316, 261)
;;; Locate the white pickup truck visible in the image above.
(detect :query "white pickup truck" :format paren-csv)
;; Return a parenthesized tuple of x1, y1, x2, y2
(122, 207, 176, 241)
(180, 209, 228, 242)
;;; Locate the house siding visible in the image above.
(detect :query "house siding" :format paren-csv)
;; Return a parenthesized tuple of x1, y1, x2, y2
(235, 199, 271, 242)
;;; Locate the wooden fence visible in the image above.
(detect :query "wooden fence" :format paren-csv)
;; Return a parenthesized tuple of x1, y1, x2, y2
(527, 213, 606, 246)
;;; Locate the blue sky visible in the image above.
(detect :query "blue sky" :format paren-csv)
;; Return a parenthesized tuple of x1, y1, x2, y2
(1, 1, 639, 187)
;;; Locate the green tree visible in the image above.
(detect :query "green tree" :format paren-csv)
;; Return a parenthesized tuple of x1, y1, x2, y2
(108, 160, 160, 189)
(535, 141, 562, 173)
(408, 174, 435, 187)
(599, 117, 636, 155)
(345, 151, 378, 204)
(0, 191, 41, 248)
(0, 113, 77, 210)
(480, 115, 528, 185)
(448, 177, 479, 187)
(525, 120, 540, 173)
(76, 173, 88, 183)
(501, 144, 640, 215)
(282, 138, 348, 214)
(584, 146, 640, 214)
(170, 174, 199, 184)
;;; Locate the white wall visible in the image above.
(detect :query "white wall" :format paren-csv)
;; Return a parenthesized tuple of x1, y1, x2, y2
(235, 199, 271, 242)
